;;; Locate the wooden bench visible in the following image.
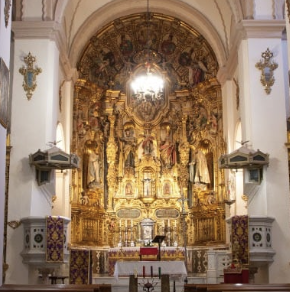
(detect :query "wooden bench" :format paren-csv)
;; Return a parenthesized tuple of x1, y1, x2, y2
(0, 284, 111, 292)
(184, 284, 290, 292)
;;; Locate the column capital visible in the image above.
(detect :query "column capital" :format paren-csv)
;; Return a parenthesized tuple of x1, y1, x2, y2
(236, 19, 285, 39)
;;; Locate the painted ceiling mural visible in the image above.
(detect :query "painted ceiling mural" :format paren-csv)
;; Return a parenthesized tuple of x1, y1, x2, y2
(77, 12, 219, 93)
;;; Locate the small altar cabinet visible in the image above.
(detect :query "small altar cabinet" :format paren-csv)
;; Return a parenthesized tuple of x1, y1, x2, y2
(139, 247, 158, 260)
(114, 260, 187, 281)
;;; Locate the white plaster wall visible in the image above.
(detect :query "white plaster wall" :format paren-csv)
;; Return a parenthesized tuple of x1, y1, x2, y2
(6, 38, 60, 284)
(53, 79, 74, 241)
(238, 36, 290, 282)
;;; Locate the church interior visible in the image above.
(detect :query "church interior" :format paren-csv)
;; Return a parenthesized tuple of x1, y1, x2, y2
(1, 0, 290, 291)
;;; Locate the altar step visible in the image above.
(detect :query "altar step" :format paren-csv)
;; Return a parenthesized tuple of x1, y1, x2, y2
(92, 274, 207, 292)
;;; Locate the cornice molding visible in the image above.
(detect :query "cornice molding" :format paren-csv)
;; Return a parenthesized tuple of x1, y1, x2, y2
(12, 21, 76, 81)
(217, 19, 286, 85)
(236, 19, 286, 39)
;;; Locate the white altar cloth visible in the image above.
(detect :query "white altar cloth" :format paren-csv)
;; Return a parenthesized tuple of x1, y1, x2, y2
(114, 260, 187, 281)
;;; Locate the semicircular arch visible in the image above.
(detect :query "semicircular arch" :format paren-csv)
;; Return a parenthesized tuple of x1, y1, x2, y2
(69, 0, 227, 69)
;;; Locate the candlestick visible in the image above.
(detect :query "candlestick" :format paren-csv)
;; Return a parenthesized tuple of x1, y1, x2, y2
(150, 265, 153, 278)
(143, 265, 145, 278)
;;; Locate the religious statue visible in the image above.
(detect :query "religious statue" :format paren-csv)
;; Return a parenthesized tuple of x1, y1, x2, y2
(122, 128, 136, 168)
(160, 138, 176, 168)
(87, 148, 101, 187)
(137, 132, 157, 160)
(189, 148, 211, 185)
(194, 150, 211, 184)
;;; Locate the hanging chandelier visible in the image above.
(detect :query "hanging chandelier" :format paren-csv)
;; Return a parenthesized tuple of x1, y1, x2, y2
(130, 0, 164, 102)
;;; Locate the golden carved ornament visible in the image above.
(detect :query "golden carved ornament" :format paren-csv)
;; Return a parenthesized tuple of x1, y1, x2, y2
(4, 0, 11, 28)
(19, 52, 42, 100)
(7, 220, 22, 229)
(255, 48, 278, 94)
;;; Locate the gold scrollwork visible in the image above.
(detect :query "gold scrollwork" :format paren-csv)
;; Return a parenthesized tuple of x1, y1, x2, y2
(19, 52, 42, 100)
(255, 48, 278, 95)
(7, 220, 21, 229)
(287, 0, 290, 25)
(4, 0, 11, 28)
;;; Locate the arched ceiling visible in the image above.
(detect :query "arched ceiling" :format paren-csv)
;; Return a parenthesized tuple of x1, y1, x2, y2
(57, 0, 243, 68)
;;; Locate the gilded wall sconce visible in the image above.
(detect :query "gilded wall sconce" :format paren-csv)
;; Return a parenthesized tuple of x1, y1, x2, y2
(19, 52, 42, 100)
(255, 48, 278, 94)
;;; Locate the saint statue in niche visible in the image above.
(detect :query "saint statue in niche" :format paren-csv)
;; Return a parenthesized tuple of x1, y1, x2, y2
(87, 148, 101, 187)
(137, 132, 157, 160)
(122, 128, 136, 168)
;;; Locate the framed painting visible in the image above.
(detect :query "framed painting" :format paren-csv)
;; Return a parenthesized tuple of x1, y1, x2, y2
(0, 58, 10, 128)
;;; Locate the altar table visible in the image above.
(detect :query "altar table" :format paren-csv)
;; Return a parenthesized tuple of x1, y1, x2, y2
(114, 260, 187, 281)
(108, 247, 185, 276)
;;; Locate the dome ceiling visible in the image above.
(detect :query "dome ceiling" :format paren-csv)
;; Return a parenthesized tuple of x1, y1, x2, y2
(77, 12, 219, 93)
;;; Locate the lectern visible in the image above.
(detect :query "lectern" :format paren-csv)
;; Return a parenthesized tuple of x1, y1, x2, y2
(152, 235, 166, 261)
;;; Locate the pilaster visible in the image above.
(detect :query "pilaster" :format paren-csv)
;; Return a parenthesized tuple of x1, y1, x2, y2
(6, 22, 61, 284)
(237, 21, 290, 282)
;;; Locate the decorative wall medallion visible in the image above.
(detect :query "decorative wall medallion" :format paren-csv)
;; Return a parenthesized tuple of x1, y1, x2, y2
(34, 233, 43, 243)
(253, 232, 262, 242)
(255, 48, 278, 94)
(4, 0, 11, 28)
(19, 52, 42, 100)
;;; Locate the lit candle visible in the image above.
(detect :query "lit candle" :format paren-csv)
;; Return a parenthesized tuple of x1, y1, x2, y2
(150, 266, 153, 278)
(143, 266, 145, 278)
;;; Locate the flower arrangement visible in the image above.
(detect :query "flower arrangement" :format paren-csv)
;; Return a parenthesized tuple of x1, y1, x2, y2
(144, 240, 153, 247)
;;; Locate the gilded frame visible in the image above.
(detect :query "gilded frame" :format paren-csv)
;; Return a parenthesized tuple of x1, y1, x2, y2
(0, 58, 10, 128)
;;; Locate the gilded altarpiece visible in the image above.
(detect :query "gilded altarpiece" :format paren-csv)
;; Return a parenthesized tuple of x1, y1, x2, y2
(71, 13, 227, 256)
